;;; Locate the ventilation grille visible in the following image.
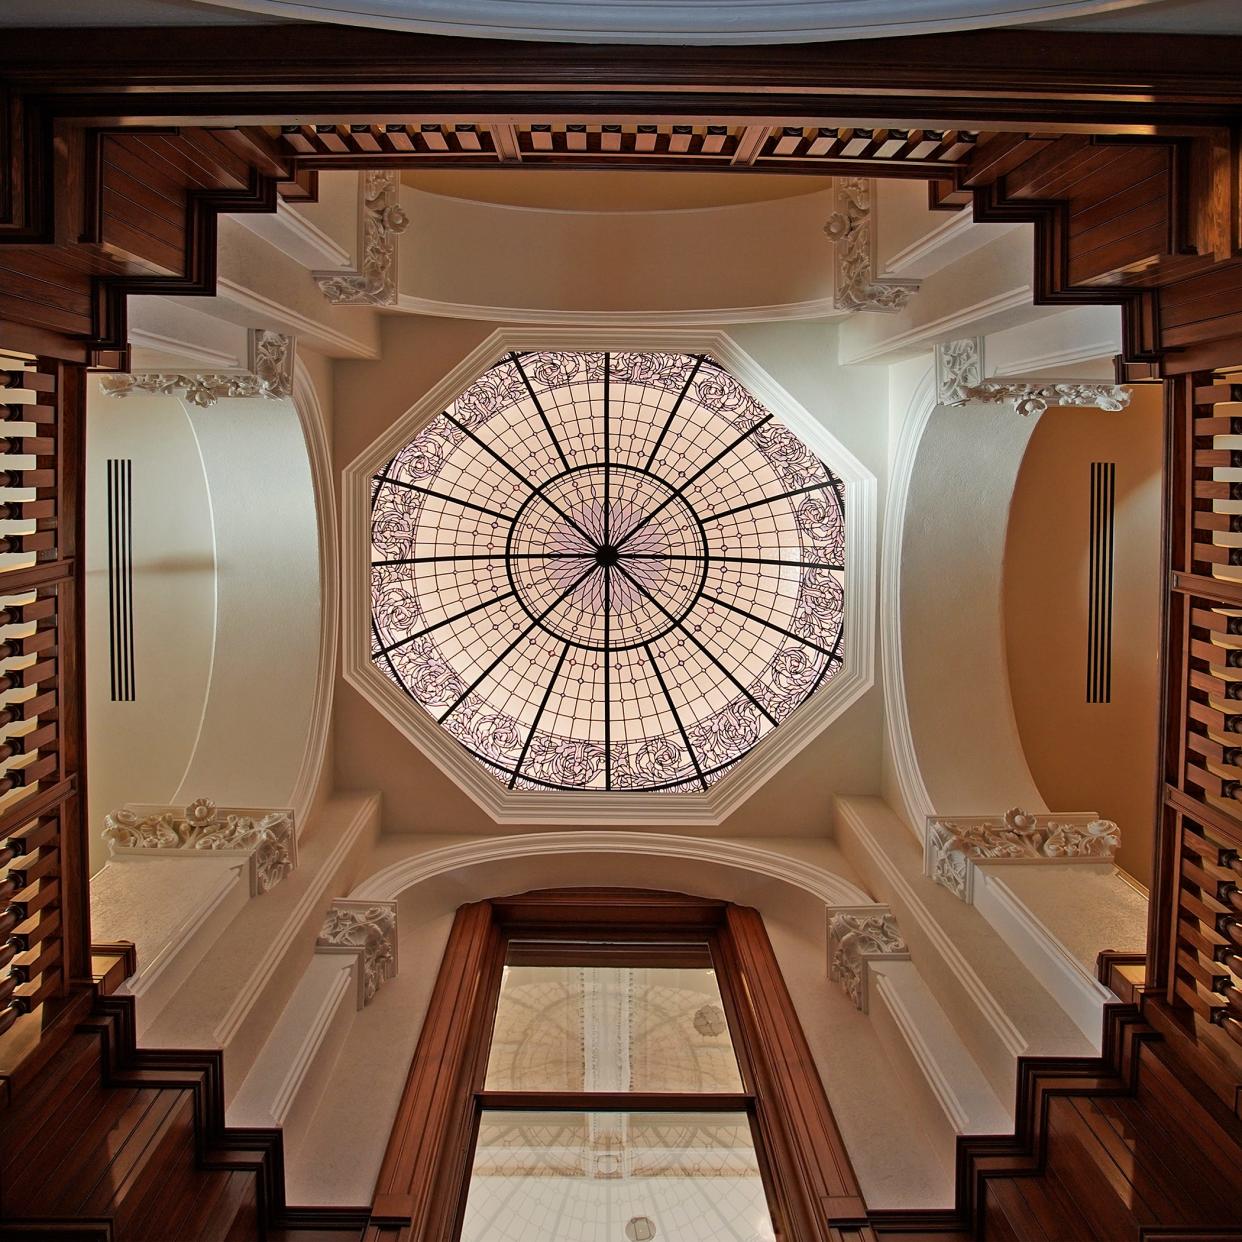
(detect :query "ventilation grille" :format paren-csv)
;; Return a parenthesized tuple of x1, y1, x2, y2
(1087, 461, 1115, 704)
(107, 458, 135, 701)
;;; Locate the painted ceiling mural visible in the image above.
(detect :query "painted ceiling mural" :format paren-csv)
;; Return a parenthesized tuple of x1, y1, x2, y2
(370, 350, 845, 792)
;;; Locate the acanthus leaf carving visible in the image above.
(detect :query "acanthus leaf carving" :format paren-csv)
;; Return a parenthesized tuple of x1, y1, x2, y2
(826, 904, 910, 1012)
(935, 336, 1131, 417)
(102, 798, 297, 895)
(313, 170, 409, 306)
(824, 177, 919, 313)
(98, 330, 294, 408)
(316, 899, 398, 1005)
(925, 807, 1121, 902)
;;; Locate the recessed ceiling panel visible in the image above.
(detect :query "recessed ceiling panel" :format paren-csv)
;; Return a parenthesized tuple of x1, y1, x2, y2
(369, 350, 845, 793)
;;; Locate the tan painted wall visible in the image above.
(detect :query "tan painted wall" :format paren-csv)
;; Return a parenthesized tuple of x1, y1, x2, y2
(1002, 386, 1163, 886)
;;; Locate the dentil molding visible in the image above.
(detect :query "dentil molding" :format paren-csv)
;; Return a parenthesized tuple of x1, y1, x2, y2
(315, 899, 398, 1007)
(934, 336, 1130, 417)
(102, 798, 297, 896)
(924, 807, 1121, 902)
(827, 904, 910, 1013)
(313, 170, 409, 306)
(824, 178, 919, 313)
(98, 329, 294, 408)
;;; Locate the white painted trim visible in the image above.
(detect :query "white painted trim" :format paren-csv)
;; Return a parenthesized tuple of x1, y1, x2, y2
(991, 341, 1121, 377)
(268, 962, 357, 1126)
(350, 830, 871, 907)
(286, 360, 338, 832)
(871, 971, 969, 1133)
(835, 798, 1028, 1058)
(342, 327, 878, 826)
(215, 277, 380, 360)
(880, 208, 976, 280)
(395, 293, 846, 326)
(275, 201, 354, 269)
(972, 866, 1113, 1047)
(839, 285, 1035, 366)
(127, 328, 243, 370)
(212, 793, 379, 1048)
(881, 368, 937, 833)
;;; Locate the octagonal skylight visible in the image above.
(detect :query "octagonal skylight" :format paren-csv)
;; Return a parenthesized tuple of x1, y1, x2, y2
(369, 350, 845, 792)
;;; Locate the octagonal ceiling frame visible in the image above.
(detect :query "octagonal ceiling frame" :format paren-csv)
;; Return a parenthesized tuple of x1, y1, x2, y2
(342, 327, 876, 825)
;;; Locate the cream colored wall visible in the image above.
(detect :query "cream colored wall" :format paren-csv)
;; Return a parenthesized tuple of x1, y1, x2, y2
(1002, 386, 1163, 885)
(290, 842, 952, 1210)
(332, 315, 887, 835)
(85, 385, 216, 873)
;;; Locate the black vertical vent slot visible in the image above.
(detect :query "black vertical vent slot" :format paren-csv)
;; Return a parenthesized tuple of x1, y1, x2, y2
(107, 458, 135, 702)
(1087, 460, 1115, 704)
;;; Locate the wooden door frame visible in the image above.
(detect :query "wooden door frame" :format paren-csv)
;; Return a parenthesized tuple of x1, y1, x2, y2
(365, 889, 868, 1242)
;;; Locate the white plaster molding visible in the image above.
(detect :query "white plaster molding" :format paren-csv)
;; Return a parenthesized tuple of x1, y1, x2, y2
(286, 358, 339, 832)
(98, 330, 294, 408)
(834, 798, 1028, 1057)
(879, 206, 1001, 280)
(212, 793, 380, 1048)
(826, 904, 910, 1012)
(924, 808, 1121, 903)
(102, 798, 297, 896)
(350, 830, 871, 907)
(126, 328, 244, 371)
(341, 326, 877, 827)
(970, 867, 1114, 1046)
(991, 341, 1121, 377)
(935, 336, 1130, 417)
(237, 199, 354, 272)
(316, 899, 398, 1008)
(839, 284, 1034, 367)
(215, 277, 380, 360)
(880, 367, 937, 833)
(313, 171, 409, 306)
(824, 178, 919, 313)
(395, 293, 847, 326)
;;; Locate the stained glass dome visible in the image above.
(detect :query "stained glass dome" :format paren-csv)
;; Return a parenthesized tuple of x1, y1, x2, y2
(370, 351, 845, 792)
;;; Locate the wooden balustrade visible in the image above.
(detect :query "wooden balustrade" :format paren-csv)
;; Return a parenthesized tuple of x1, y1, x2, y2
(0, 348, 89, 1084)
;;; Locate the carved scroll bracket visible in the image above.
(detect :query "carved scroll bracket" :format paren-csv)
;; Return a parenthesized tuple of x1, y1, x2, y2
(98, 329, 294, 408)
(924, 807, 1121, 902)
(935, 336, 1131, 417)
(316, 899, 398, 1007)
(824, 177, 919, 313)
(826, 904, 910, 1012)
(313, 170, 409, 306)
(102, 798, 297, 896)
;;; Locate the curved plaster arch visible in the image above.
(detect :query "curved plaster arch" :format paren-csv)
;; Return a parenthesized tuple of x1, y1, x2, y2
(887, 370, 1045, 837)
(169, 384, 326, 821)
(350, 830, 871, 906)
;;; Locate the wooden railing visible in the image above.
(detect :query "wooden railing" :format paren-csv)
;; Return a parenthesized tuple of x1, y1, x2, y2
(1160, 374, 1242, 1062)
(0, 349, 88, 1071)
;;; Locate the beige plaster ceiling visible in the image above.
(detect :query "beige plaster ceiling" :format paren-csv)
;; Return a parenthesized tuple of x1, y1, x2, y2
(400, 170, 834, 214)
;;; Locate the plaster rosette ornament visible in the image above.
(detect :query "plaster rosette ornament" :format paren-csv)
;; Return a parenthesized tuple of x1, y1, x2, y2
(315, 899, 398, 1007)
(98, 330, 294, 408)
(934, 336, 1131, 417)
(827, 905, 910, 1012)
(824, 177, 919, 313)
(102, 798, 297, 896)
(924, 807, 1121, 902)
(313, 170, 409, 305)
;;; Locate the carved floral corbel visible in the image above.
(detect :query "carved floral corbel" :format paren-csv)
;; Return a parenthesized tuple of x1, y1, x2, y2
(824, 177, 919, 313)
(826, 904, 910, 1012)
(98, 329, 294, 408)
(102, 797, 297, 895)
(925, 807, 1121, 902)
(934, 336, 1131, 417)
(316, 899, 398, 1006)
(313, 170, 409, 306)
